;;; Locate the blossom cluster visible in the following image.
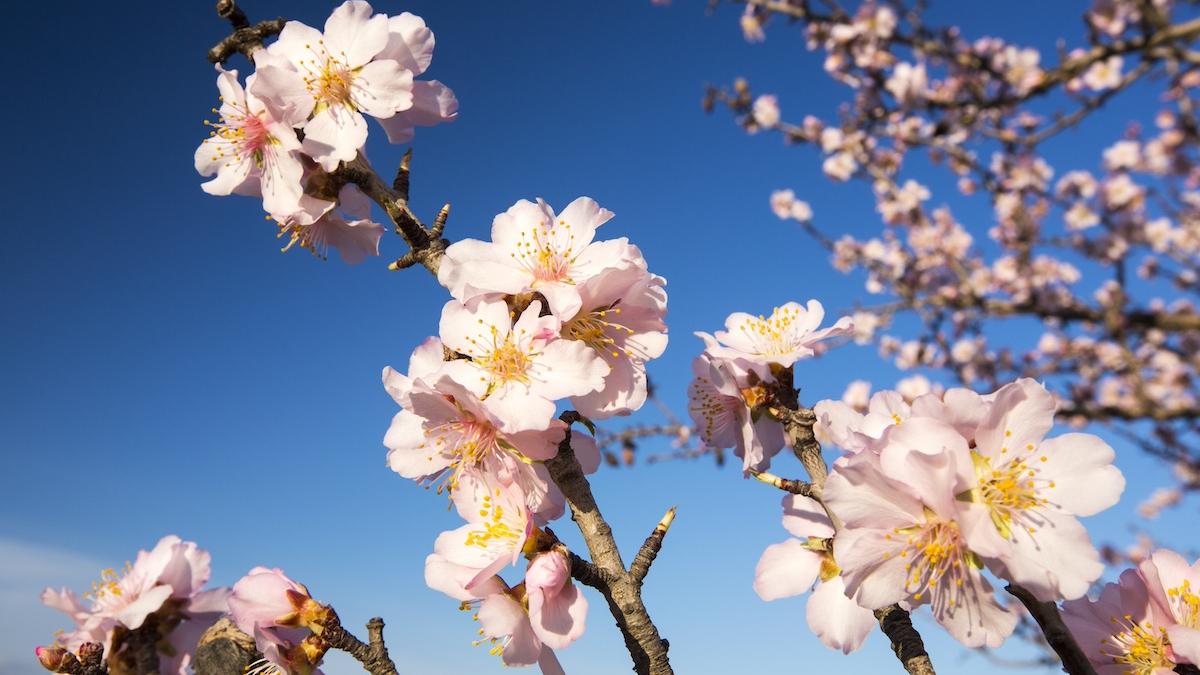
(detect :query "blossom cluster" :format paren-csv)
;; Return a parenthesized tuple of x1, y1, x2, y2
(807, 378, 1125, 649)
(40, 536, 230, 674)
(1063, 548, 1200, 673)
(383, 196, 669, 670)
(708, 0, 1200, 498)
(686, 300, 852, 474)
(194, 0, 457, 263)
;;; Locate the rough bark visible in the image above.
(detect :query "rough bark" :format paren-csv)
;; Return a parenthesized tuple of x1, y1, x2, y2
(1006, 584, 1097, 675)
(545, 414, 674, 675)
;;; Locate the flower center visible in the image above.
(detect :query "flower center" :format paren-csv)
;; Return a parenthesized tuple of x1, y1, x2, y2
(204, 99, 275, 168)
(477, 329, 533, 389)
(967, 444, 1055, 539)
(734, 305, 802, 356)
(1100, 615, 1173, 674)
(564, 304, 633, 359)
(885, 516, 977, 606)
(464, 493, 522, 550)
(513, 219, 576, 283)
(1167, 579, 1200, 629)
(300, 42, 357, 108)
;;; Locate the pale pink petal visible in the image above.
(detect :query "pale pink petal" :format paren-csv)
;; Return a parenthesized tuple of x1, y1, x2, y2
(1037, 433, 1125, 516)
(302, 106, 368, 171)
(975, 379, 1056, 460)
(113, 585, 173, 630)
(753, 540, 822, 601)
(353, 59, 414, 119)
(781, 494, 836, 539)
(380, 12, 434, 74)
(807, 577, 875, 654)
(322, 1, 389, 68)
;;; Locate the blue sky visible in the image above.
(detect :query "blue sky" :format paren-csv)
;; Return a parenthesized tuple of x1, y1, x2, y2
(2, 1, 1195, 673)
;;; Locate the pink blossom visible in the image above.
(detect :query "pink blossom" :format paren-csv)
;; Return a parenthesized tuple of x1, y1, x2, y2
(886, 62, 928, 105)
(195, 68, 310, 216)
(42, 536, 229, 674)
(251, 1, 415, 170)
(952, 379, 1124, 601)
(525, 550, 589, 650)
(1062, 568, 1179, 674)
(274, 184, 383, 264)
(373, 12, 458, 144)
(561, 264, 669, 419)
(753, 494, 875, 653)
(704, 300, 853, 367)
(826, 448, 1018, 648)
(686, 349, 784, 474)
(438, 197, 640, 319)
(476, 590, 566, 673)
(814, 389, 908, 453)
(433, 474, 536, 591)
(437, 298, 608, 431)
(228, 567, 312, 634)
(1139, 549, 1200, 665)
(384, 372, 595, 519)
(752, 94, 781, 128)
(1084, 56, 1124, 91)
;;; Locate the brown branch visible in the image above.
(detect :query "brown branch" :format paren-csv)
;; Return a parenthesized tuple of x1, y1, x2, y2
(749, 469, 815, 496)
(874, 605, 937, 675)
(207, 0, 284, 65)
(1006, 584, 1097, 675)
(545, 412, 674, 675)
(333, 153, 449, 275)
(322, 613, 400, 675)
(630, 507, 677, 584)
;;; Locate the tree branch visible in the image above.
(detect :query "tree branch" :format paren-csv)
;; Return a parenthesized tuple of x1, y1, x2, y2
(630, 507, 677, 584)
(1006, 584, 1097, 675)
(874, 605, 937, 675)
(207, 0, 284, 65)
(544, 412, 674, 675)
(322, 614, 400, 675)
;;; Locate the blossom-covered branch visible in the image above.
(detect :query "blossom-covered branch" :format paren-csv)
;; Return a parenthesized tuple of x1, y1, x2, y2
(705, 0, 1200, 503)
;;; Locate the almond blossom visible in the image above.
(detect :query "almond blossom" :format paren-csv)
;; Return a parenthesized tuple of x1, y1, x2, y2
(273, 184, 384, 264)
(560, 263, 668, 419)
(250, 1, 415, 171)
(1139, 549, 1200, 665)
(383, 371, 599, 519)
(686, 349, 784, 474)
(433, 475, 536, 592)
(947, 379, 1124, 601)
(1062, 568, 1180, 674)
(476, 588, 567, 674)
(195, 68, 310, 216)
(826, 447, 1018, 648)
(42, 536, 229, 675)
(438, 297, 608, 432)
(705, 300, 853, 368)
(372, 12, 458, 144)
(229, 567, 327, 675)
(753, 494, 875, 653)
(437, 197, 641, 319)
(524, 550, 589, 651)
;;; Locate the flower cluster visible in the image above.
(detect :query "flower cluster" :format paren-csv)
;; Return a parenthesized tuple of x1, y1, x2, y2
(40, 536, 230, 674)
(686, 300, 852, 474)
(1063, 548, 1200, 673)
(194, 1, 457, 264)
(383, 196, 668, 669)
(764, 377, 1125, 651)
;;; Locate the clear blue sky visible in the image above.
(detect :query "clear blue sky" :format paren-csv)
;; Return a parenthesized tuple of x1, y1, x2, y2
(2, 1, 1193, 673)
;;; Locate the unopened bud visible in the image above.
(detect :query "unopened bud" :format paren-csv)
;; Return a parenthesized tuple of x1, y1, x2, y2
(35, 646, 69, 671)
